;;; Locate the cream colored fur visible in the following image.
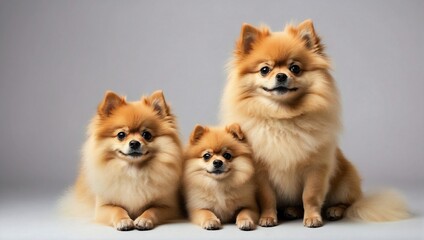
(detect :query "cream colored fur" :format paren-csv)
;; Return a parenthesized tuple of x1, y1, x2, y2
(59, 91, 183, 230)
(220, 20, 410, 227)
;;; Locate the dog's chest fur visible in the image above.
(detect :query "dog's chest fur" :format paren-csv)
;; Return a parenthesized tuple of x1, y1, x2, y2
(241, 115, 338, 203)
(190, 182, 255, 223)
(84, 150, 180, 218)
(90, 161, 173, 216)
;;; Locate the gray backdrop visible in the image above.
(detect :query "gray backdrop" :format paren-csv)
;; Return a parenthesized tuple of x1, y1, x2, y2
(0, 0, 423, 193)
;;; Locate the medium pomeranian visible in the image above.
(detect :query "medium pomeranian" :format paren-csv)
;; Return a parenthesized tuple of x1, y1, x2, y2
(59, 90, 183, 230)
(221, 19, 410, 227)
(183, 124, 259, 230)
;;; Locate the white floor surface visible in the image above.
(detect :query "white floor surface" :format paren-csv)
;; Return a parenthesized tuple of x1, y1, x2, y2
(0, 186, 423, 240)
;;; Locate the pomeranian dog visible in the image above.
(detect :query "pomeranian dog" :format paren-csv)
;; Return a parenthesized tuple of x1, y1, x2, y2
(183, 124, 259, 230)
(59, 90, 183, 230)
(221, 19, 410, 227)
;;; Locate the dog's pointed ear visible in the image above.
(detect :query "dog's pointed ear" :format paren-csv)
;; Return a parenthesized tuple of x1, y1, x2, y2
(237, 23, 269, 55)
(226, 123, 244, 141)
(145, 90, 169, 117)
(296, 19, 323, 53)
(190, 125, 207, 144)
(98, 91, 126, 117)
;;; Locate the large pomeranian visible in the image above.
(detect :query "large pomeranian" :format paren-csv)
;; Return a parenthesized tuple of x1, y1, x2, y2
(183, 124, 259, 230)
(221, 19, 410, 227)
(59, 90, 183, 231)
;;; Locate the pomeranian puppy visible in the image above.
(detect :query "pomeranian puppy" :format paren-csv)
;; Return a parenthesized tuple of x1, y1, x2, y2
(221, 19, 410, 227)
(183, 124, 259, 230)
(59, 90, 183, 230)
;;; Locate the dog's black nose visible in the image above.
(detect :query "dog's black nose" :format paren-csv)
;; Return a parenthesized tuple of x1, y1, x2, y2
(276, 73, 288, 83)
(129, 140, 141, 150)
(213, 160, 223, 168)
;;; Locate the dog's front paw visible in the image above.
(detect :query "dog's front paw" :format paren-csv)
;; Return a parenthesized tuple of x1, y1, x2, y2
(258, 216, 277, 227)
(134, 217, 154, 230)
(201, 218, 221, 230)
(237, 219, 256, 231)
(303, 215, 323, 228)
(114, 218, 134, 231)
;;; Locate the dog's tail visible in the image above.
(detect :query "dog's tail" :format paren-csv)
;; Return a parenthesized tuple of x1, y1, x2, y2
(57, 186, 94, 219)
(57, 172, 94, 219)
(345, 189, 410, 222)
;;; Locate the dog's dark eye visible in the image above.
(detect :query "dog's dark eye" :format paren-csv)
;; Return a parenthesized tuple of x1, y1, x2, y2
(260, 66, 271, 76)
(142, 131, 152, 141)
(203, 153, 212, 161)
(289, 64, 301, 74)
(117, 132, 126, 140)
(222, 152, 232, 160)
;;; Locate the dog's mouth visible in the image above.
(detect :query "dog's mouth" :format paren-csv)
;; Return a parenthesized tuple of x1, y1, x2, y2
(261, 86, 298, 94)
(207, 170, 224, 175)
(118, 150, 147, 158)
(206, 169, 230, 176)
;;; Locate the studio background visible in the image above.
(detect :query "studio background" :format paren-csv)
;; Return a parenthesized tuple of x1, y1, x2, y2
(0, 1, 423, 239)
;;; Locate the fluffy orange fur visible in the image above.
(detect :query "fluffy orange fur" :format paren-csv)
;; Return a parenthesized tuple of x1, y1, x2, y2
(183, 124, 259, 230)
(59, 90, 183, 230)
(221, 19, 410, 227)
